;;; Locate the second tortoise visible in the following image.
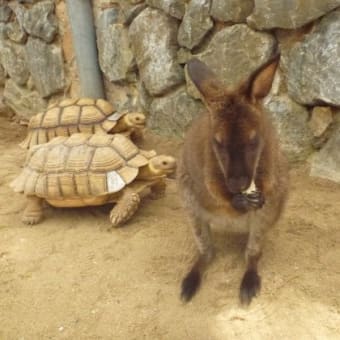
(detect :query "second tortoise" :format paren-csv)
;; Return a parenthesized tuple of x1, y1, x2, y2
(20, 97, 146, 149)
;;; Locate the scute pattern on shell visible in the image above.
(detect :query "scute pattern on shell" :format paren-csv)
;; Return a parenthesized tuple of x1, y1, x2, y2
(20, 98, 117, 149)
(12, 133, 149, 199)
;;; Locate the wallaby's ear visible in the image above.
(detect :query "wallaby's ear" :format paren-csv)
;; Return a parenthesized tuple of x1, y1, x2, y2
(187, 58, 225, 102)
(250, 56, 279, 101)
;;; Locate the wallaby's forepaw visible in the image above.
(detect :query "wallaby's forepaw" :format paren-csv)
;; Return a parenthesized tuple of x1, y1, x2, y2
(232, 192, 265, 212)
(245, 191, 265, 209)
(181, 269, 201, 302)
(231, 194, 251, 212)
(239, 270, 261, 305)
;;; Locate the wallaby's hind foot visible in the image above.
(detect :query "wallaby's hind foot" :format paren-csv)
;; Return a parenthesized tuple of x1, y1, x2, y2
(239, 269, 261, 305)
(181, 260, 202, 302)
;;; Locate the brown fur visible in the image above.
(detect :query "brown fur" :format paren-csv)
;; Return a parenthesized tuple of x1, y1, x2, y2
(178, 57, 289, 304)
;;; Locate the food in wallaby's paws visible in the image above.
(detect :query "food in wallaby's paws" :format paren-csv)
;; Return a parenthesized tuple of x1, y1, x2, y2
(241, 180, 265, 209)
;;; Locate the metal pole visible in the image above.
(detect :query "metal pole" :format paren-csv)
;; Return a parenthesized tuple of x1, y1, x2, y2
(66, 0, 105, 99)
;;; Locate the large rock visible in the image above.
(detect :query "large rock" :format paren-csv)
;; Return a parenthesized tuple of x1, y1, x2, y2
(0, 41, 29, 85)
(23, 0, 58, 43)
(149, 87, 204, 137)
(146, 0, 186, 19)
(121, 3, 147, 25)
(3, 79, 47, 120)
(7, 3, 27, 43)
(211, 0, 253, 23)
(178, 0, 213, 50)
(97, 9, 134, 82)
(0, 5, 12, 23)
(308, 106, 333, 138)
(264, 94, 313, 162)
(129, 8, 184, 96)
(247, 0, 340, 30)
(99, 24, 135, 82)
(310, 125, 340, 183)
(97, 7, 120, 28)
(189, 25, 276, 91)
(0, 63, 6, 86)
(137, 80, 153, 113)
(287, 9, 340, 106)
(25, 37, 65, 98)
(0, 22, 7, 42)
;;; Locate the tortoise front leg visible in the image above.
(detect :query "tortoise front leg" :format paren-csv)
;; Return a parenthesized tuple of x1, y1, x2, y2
(149, 179, 166, 199)
(22, 196, 44, 225)
(109, 188, 141, 227)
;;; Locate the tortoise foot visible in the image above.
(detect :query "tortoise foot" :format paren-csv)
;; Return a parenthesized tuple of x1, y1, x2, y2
(22, 213, 43, 225)
(149, 179, 166, 200)
(109, 189, 141, 228)
(22, 196, 43, 225)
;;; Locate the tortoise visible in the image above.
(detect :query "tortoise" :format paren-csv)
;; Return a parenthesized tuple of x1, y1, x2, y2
(11, 133, 176, 227)
(20, 97, 146, 149)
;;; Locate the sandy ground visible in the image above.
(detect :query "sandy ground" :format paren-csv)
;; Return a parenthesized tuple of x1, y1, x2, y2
(0, 116, 339, 340)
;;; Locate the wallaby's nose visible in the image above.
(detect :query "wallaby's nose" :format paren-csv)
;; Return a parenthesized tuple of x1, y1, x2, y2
(227, 176, 249, 194)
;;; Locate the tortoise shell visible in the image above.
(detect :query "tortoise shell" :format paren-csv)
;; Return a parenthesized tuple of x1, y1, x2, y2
(12, 133, 150, 200)
(19, 98, 126, 149)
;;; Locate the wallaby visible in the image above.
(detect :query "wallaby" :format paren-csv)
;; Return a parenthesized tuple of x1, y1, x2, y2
(178, 57, 289, 305)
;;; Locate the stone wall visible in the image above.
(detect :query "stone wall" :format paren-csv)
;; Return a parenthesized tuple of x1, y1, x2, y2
(0, 0, 339, 182)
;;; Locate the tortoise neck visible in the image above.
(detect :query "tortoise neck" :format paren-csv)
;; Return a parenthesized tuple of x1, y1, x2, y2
(137, 164, 164, 180)
(112, 115, 130, 133)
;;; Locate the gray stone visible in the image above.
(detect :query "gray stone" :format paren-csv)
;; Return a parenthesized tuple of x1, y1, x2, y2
(287, 9, 340, 106)
(0, 93, 14, 118)
(149, 86, 204, 137)
(0, 22, 7, 42)
(123, 3, 147, 25)
(98, 23, 135, 82)
(6, 3, 27, 43)
(211, 0, 253, 23)
(310, 124, 340, 183)
(146, 0, 186, 19)
(177, 47, 193, 64)
(97, 7, 120, 27)
(129, 8, 184, 96)
(7, 22, 27, 43)
(0, 41, 29, 85)
(0, 63, 6, 85)
(247, 0, 340, 30)
(23, 0, 58, 43)
(264, 94, 313, 162)
(308, 107, 333, 138)
(3, 79, 47, 120)
(178, 0, 213, 50)
(137, 80, 153, 112)
(25, 37, 65, 98)
(191, 25, 276, 91)
(0, 5, 12, 23)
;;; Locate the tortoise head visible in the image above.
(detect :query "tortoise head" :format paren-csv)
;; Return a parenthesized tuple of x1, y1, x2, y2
(137, 155, 176, 180)
(148, 155, 176, 176)
(124, 112, 146, 129)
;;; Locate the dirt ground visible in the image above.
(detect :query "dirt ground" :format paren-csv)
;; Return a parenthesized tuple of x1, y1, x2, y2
(0, 116, 339, 340)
